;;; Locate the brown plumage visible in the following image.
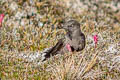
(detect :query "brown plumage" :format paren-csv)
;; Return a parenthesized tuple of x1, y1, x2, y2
(42, 20, 85, 61)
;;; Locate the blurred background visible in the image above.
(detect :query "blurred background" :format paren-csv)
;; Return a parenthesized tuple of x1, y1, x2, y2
(0, 0, 120, 80)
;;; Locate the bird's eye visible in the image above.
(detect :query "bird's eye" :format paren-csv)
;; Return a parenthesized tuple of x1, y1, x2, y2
(69, 24, 73, 27)
(68, 25, 71, 27)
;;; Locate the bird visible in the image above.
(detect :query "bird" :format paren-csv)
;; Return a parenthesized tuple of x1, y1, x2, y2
(42, 19, 86, 61)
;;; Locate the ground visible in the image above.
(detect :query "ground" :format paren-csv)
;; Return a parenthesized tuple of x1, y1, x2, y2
(0, 0, 120, 80)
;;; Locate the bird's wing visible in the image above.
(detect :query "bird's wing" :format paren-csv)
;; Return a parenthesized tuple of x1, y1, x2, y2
(42, 39, 64, 61)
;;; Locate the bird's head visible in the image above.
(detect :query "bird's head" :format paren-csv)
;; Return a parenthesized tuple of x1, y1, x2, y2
(63, 19, 80, 32)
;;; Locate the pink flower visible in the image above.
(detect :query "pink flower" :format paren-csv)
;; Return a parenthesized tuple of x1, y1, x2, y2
(66, 44, 72, 52)
(93, 35, 98, 47)
(0, 14, 4, 23)
(0, 14, 4, 27)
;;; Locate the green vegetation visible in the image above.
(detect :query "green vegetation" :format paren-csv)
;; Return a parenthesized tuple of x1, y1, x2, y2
(0, 0, 120, 80)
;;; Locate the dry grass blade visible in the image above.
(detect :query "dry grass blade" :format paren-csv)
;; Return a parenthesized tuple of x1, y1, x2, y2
(82, 51, 98, 76)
